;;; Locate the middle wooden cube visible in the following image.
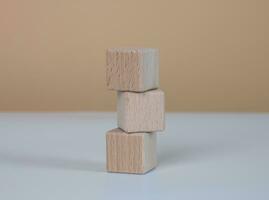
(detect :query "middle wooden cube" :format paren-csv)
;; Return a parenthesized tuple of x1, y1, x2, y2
(117, 89, 165, 133)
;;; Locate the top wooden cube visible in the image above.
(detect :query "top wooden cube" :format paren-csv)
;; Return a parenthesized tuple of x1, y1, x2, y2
(106, 48, 159, 92)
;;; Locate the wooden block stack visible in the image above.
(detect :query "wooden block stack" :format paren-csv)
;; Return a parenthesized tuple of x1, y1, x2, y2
(105, 48, 165, 174)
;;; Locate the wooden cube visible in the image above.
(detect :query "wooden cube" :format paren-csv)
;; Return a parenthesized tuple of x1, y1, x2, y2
(117, 89, 165, 133)
(106, 48, 159, 92)
(106, 128, 157, 174)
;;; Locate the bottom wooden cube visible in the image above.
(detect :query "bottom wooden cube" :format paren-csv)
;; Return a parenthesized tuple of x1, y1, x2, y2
(106, 128, 157, 174)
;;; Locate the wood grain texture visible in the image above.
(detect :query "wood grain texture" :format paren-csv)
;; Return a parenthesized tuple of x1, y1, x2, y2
(117, 89, 165, 133)
(106, 48, 159, 92)
(106, 128, 157, 174)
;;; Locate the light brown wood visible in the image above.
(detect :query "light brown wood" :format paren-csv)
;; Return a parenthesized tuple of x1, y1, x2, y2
(106, 128, 157, 174)
(106, 48, 159, 92)
(117, 89, 165, 133)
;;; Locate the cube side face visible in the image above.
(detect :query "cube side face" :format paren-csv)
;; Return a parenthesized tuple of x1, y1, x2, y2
(106, 129, 144, 174)
(117, 92, 128, 130)
(106, 48, 159, 92)
(117, 90, 165, 132)
(142, 133, 157, 172)
(140, 49, 159, 91)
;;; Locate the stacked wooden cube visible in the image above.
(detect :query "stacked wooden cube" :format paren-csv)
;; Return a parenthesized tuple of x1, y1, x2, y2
(105, 48, 165, 174)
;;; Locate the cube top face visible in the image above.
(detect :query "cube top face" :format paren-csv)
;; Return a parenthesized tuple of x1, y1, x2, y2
(106, 128, 157, 174)
(117, 89, 165, 133)
(106, 48, 159, 92)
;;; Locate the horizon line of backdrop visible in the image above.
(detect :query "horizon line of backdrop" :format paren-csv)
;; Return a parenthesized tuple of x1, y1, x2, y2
(0, 0, 269, 112)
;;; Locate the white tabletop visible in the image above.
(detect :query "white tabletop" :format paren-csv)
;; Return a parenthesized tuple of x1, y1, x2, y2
(0, 112, 269, 200)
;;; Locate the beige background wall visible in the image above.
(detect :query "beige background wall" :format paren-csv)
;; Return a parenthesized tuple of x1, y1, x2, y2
(0, 0, 268, 112)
